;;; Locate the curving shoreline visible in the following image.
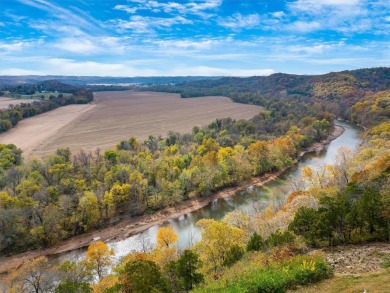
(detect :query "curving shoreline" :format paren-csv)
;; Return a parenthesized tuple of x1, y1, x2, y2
(0, 125, 345, 274)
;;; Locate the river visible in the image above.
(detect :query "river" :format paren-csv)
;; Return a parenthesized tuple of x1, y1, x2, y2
(52, 121, 362, 265)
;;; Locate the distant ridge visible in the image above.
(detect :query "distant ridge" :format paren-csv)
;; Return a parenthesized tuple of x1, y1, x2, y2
(0, 76, 222, 86)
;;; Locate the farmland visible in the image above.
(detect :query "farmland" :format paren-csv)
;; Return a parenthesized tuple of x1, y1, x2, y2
(0, 104, 96, 158)
(0, 97, 39, 109)
(0, 91, 263, 158)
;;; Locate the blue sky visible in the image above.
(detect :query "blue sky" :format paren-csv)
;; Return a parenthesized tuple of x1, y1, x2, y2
(0, 0, 389, 76)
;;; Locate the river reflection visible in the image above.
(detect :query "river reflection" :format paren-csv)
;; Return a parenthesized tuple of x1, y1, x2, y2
(52, 121, 361, 265)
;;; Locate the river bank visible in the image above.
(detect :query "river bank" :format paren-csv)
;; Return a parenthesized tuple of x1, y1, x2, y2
(0, 125, 345, 274)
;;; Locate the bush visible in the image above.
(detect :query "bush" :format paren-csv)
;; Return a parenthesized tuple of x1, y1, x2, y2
(266, 230, 295, 248)
(223, 245, 245, 267)
(247, 232, 264, 252)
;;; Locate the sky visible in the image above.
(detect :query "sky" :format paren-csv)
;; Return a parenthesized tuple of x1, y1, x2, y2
(0, 0, 389, 76)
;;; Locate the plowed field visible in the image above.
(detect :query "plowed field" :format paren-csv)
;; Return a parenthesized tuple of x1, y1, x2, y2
(0, 91, 263, 158)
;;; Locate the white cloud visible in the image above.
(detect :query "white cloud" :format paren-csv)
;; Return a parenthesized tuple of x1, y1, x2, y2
(52, 37, 128, 54)
(0, 68, 43, 75)
(186, 0, 222, 14)
(113, 0, 222, 18)
(155, 39, 214, 50)
(218, 13, 260, 30)
(0, 39, 44, 52)
(287, 43, 342, 54)
(17, 0, 103, 35)
(167, 66, 274, 76)
(283, 0, 377, 34)
(114, 15, 192, 33)
(114, 5, 138, 14)
(272, 11, 286, 18)
(42, 58, 159, 76)
(0, 57, 274, 77)
(290, 0, 361, 11)
(288, 21, 321, 33)
(54, 38, 99, 54)
(305, 57, 368, 65)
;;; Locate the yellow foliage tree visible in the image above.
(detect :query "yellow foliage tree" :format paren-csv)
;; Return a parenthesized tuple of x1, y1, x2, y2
(92, 275, 118, 293)
(78, 191, 101, 231)
(156, 225, 178, 248)
(85, 241, 115, 281)
(194, 219, 245, 273)
(15, 256, 53, 292)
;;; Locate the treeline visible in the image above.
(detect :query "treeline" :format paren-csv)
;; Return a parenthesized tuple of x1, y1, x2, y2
(2, 80, 90, 96)
(0, 81, 93, 133)
(0, 113, 332, 254)
(143, 67, 390, 123)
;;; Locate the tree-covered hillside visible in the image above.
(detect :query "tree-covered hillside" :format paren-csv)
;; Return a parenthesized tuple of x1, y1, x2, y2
(145, 67, 390, 122)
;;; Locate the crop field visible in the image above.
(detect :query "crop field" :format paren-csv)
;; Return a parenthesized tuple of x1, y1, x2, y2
(0, 104, 96, 158)
(0, 97, 39, 109)
(0, 91, 263, 158)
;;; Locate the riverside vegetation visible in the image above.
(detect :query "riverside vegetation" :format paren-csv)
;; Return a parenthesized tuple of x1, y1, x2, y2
(0, 67, 389, 292)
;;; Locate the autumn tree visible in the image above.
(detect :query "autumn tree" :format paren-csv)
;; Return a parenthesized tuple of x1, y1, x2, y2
(85, 241, 114, 281)
(16, 256, 53, 293)
(156, 225, 178, 248)
(78, 191, 100, 232)
(115, 260, 169, 293)
(153, 225, 179, 267)
(194, 219, 245, 273)
(56, 259, 92, 289)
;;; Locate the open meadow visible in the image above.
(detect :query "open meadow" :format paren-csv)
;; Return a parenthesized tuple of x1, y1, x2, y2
(0, 91, 263, 158)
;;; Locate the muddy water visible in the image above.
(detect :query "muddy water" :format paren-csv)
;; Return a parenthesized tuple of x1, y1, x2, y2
(53, 121, 361, 264)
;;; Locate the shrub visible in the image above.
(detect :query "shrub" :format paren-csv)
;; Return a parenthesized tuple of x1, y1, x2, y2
(247, 232, 264, 252)
(223, 245, 245, 267)
(266, 230, 295, 248)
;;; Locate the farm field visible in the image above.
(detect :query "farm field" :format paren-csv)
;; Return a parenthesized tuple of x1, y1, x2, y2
(0, 104, 96, 158)
(0, 97, 39, 109)
(0, 91, 263, 158)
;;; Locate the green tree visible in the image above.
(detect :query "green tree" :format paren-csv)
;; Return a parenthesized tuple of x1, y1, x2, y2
(289, 207, 321, 246)
(223, 245, 244, 267)
(116, 260, 169, 293)
(78, 191, 100, 232)
(175, 250, 204, 291)
(246, 232, 264, 252)
(55, 281, 92, 293)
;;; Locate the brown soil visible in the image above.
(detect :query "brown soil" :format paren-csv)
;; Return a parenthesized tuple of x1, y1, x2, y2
(0, 104, 96, 158)
(0, 125, 344, 274)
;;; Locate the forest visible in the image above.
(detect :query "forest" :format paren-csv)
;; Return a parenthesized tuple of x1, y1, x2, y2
(0, 81, 93, 133)
(0, 68, 388, 292)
